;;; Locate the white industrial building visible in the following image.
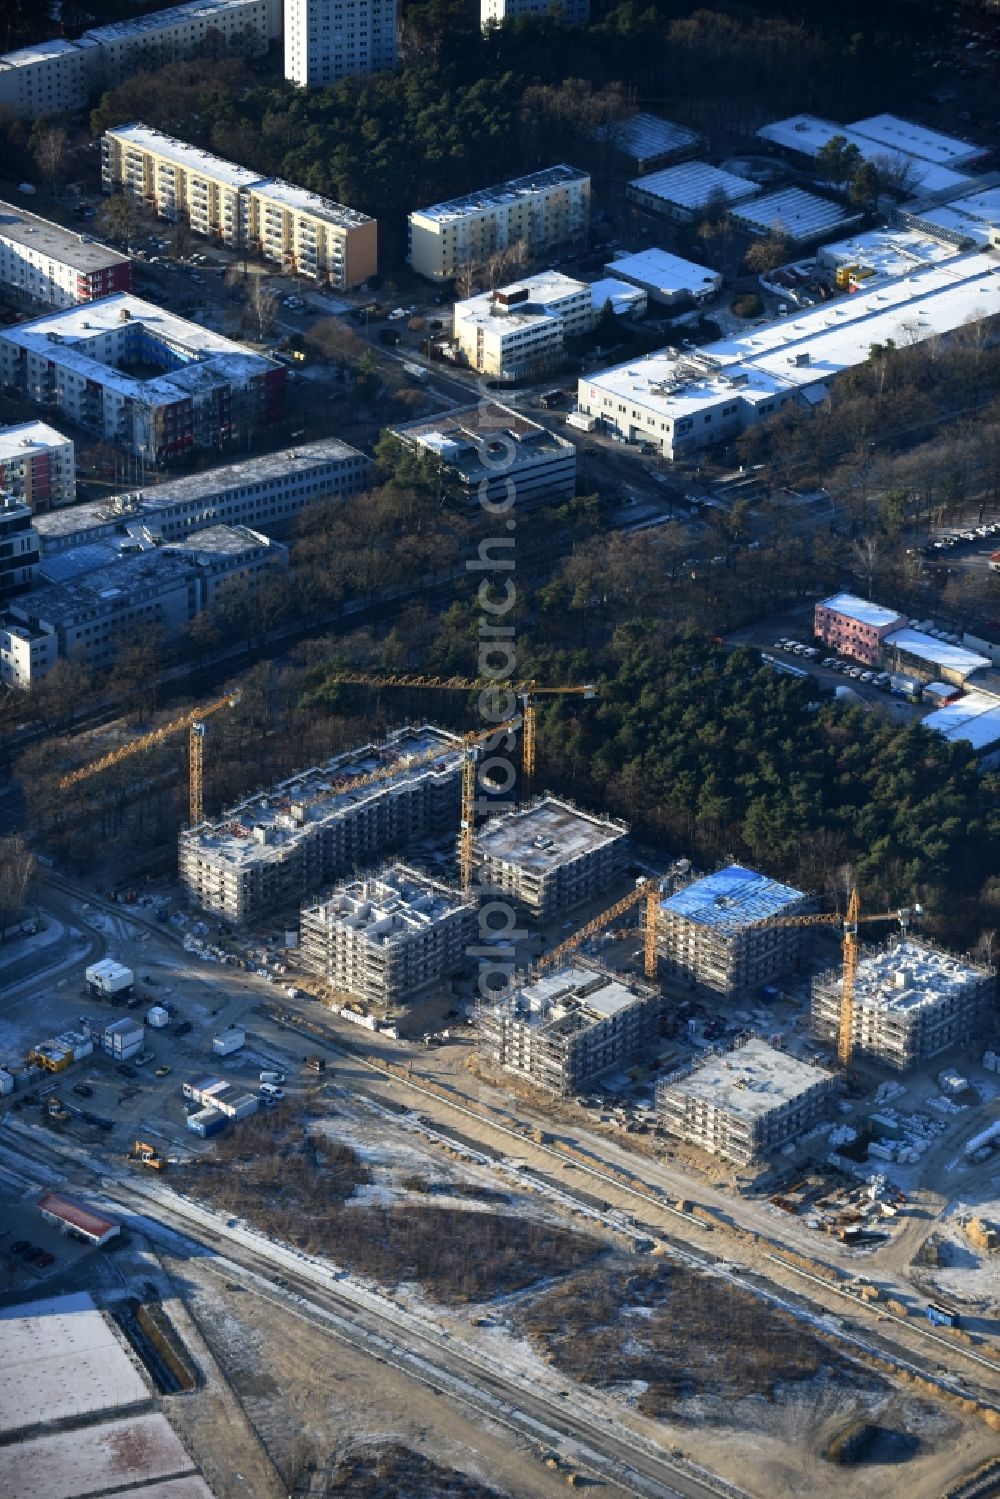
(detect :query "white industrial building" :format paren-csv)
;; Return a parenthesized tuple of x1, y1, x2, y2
(391, 403, 576, 511)
(178, 725, 464, 922)
(0, 0, 276, 118)
(284, 0, 398, 87)
(658, 864, 813, 997)
(472, 796, 627, 922)
(300, 863, 474, 1006)
(35, 439, 368, 553)
(588, 277, 647, 318)
(731, 187, 859, 245)
(590, 113, 700, 174)
(0, 199, 132, 309)
(0, 295, 284, 465)
(605, 247, 721, 306)
(408, 166, 590, 282)
(453, 271, 594, 379)
(0, 524, 285, 688)
(482, 0, 589, 27)
(626, 162, 760, 223)
(656, 1037, 835, 1165)
(900, 184, 1000, 250)
(849, 113, 988, 171)
(922, 693, 1000, 771)
(0, 423, 75, 512)
(882, 628, 991, 687)
(576, 252, 1000, 461)
(817, 225, 960, 288)
(478, 963, 661, 1096)
(811, 940, 995, 1071)
(756, 114, 977, 197)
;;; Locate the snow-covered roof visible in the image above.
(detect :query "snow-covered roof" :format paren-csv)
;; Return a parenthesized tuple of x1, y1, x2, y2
(605, 246, 720, 295)
(628, 161, 759, 212)
(591, 112, 699, 164)
(756, 115, 976, 196)
(731, 187, 856, 243)
(0, 198, 130, 272)
(848, 113, 988, 169)
(923, 691, 1000, 752)
(818, 593, 905, 629)
(0, 420, 71, 461)
(250, 177, 373, 229)
(105, 124, 265, 190)
(589, 277, 646, 314)
(819, 226, 960, 279)
(884, 628, 991, 679)
(411, 166, 588, 226)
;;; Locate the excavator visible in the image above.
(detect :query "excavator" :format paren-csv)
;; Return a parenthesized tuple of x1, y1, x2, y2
(126, 1139, 166, 1171)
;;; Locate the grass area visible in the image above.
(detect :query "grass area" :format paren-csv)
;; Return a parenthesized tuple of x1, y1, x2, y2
(177, 1107, 600, 1304)
(328, 1443, 508, 1496)
(516, 1259, 875, 1418)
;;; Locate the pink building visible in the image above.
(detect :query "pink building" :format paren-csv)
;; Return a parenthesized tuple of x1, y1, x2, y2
(814, 593, 907, 666)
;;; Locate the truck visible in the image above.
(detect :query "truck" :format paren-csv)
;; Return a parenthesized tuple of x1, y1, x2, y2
(566, 411, 597, 432)
(889, 673, 921, 702)
(259, 1070, 285, 1084)
(126, 1139, 166, 1170)
(402, 361, 428, 383)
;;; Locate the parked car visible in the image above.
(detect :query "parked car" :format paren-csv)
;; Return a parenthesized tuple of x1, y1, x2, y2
(155, 1065, 172, 1077)
(117, 1063, 137, 1078)
(174, 1020, 193, 1037)
(36, 1252, 55, 1268)
(72, 1083, 93, 1097)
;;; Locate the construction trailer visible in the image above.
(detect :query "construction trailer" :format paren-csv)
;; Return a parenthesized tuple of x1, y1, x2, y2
(657, 864, 815, 997)
(471, 795, 628, 922)
(182, 1077, 258, 1119)
(178, 724, 464, 923)
(27, 1030, 93, 1072)
(656, 1036, 836, 1165)
(85, 960, 134, 1002)
(102, 1018, 143, 1060)
(212, 1026, 245, 1057)
(810, 938, 995, 1071)
(478, 962, 661, 1096)
(300, 862, 474, 1007)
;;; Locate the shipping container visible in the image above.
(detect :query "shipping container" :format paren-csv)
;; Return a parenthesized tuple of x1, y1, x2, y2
(147, 1006, 170, 1028)
(212, 1027, 245, 1057)
(0, 1069, 13, 1095)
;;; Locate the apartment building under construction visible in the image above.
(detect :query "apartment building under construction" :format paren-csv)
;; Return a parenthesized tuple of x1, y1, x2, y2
(656, 1036, 835, 1165)
(178, 725, 463, 923)
(478, 963, 661, 1096)
(811, 939, 995, 1070)
(658, 864, 813, 996)
(472, 795, 627, 922)
(300, 863, 474, 1007)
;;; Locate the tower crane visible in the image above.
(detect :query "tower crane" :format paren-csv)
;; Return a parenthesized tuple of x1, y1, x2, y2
(749, 889, 921, 1068)
(319, 672, 596, 800)
(536, 878, 661, 982)
(58, 690, 242, 827)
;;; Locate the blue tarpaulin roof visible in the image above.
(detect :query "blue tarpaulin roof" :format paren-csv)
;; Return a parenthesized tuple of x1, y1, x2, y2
(660, 864, 807, 931)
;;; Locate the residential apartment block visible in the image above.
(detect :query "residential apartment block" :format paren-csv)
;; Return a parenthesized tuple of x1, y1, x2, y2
(35, 439, 368, 552)
(102, 125, 377, 287)
(178, 725, 464, 922)
(0, 497, 40, 603)
(453, 271, 594, 380)
(408, 166, 590, 281)
(0, 199, 132, 309)
(478, 964, 660, 1096)
(814, 593, 907, 667)
(656, 1037, 835, 1166)
(300, 864, 474, 1007)
(284, 0, 398, 87)
(811, 940, 995, 1071)
(481, 0, 589, 29)
(0, 523, 283, 688)
(0, 295, 284, 466)
(0, 0, 276, 119)
(472, 796, 627, 922)
(658, 864, 813, 997)
(0, 423, 75, 512)
(391, 403, 576, 511)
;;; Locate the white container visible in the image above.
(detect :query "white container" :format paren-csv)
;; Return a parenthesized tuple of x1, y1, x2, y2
(213, 1028, 245, 1057)
(0, 1069, 13, 1095)
(147, 1006, 170, 1028)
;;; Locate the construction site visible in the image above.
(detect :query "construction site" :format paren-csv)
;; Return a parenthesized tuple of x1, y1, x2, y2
(299, 862, 475, 1009)
(177, 725, 464, 922)
(477, 962, 662, 1096)
(657, 864, 815, 996)
(471, 796, 628, 921)
(811, 939, 996, 1071)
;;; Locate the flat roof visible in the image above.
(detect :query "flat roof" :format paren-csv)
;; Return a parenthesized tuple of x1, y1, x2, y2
(589, 277, 646, 313)
(0, 1292, 148, 1434)
(475, 796, 626, 869)
(11, 548, 204, 628)
(251, 176, 373, 229)
(35, 438, 365, 544)
(591, 112, 699, 162)
(498, 963, 652, 1030)
(454, 271, 588, 333)
(1, 294, 279, 401)
(629, 161, 759, 211)
(0, 1415, 197, 1499)
(36, 1191, 120, 1239)
(849, 113, 988, 169)
(661, 1037, 831, 1119)
(412, 165, 588, 226)
(907, 185, 1000, 247)
(884, 627, 991, 677)
(184, 724, 463, 859)
(164, 522, 275, 559)
(732, 187, 855, 241)
(847, 938, 988, 1015)
(105, 123, 266, 190)
(395, 402, 573, 479)
(756, 115, 975, 196)
(305, 862, 470, 944)
(661, 864, 807, 931)
(606, 246, 719, 294)
(0, 38, 83, 69)
(0, 420, 72, 461)
(0, 199, 130, 272)
(923, 690, 1000, 752)
(580, 252, 1000, 422)
(819, 592, 906, 629)
(86, 0, 261, 43)
(819, 225, 960, 278)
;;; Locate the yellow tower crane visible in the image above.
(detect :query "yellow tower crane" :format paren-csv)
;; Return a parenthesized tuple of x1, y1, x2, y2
(749, 890, 921, 1068)
(319, 672, 596, 800)
(58, 690, 242, 827)
(535, 878, 661, 982)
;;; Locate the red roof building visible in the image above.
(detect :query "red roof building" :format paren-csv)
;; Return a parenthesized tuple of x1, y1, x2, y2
(36, 1192, 120, 1246)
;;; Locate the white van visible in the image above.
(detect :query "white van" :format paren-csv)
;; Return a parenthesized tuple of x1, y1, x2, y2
(260, 1082, 285, 1099)
(259, 1070, 285, 1085)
